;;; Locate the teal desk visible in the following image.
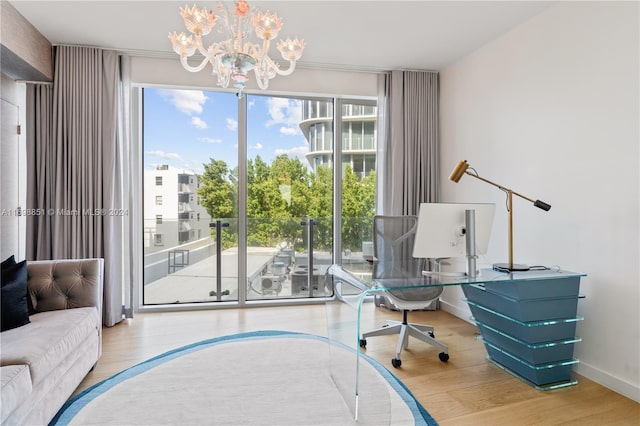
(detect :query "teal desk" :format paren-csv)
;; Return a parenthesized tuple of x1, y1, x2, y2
(326, 264, 585, 419)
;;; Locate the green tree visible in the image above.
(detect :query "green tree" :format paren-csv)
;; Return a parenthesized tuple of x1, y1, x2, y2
(307, 165, 333, 251)
(198, 156, 376, 254)
(341, 167, 376, 251)
(198, 159, 236, 218)
(197, 159, 238, 249)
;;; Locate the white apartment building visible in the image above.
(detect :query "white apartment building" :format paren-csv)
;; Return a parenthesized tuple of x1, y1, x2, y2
(143, 165, 211, 253)
(299, 100, 377, 178)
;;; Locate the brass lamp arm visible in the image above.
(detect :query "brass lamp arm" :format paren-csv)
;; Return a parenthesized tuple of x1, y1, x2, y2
(464, 171, 537, 205)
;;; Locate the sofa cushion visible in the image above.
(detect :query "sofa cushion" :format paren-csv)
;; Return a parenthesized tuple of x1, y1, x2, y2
(1, 260, 31, 331)
(0, 364, 32, 423)
(28, 260, 102, 313)
(0, 307, 99, 386)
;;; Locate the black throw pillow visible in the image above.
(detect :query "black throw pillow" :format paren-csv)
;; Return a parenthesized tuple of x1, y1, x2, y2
(1, 255, 16, 273)
(1, 260, 30, 332)
(1, 257, 35, 315)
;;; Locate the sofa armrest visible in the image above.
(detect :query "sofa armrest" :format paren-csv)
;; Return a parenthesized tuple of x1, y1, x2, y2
(27, 259, 104, 320)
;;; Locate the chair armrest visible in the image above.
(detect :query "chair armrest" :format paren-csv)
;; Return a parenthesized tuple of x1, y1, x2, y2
(27, 259, 104, 319)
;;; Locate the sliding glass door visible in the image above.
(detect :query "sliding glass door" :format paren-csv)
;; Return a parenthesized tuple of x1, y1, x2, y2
(141, 87, 376, 307)
(142, 88, 238, 305)
(245, 96, 334, 300)
(339, 101, 377, 283)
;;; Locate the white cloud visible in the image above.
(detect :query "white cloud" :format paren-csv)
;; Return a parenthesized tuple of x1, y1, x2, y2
(158, 89, 207, 115)
(266, 97, 302, 136)
(146, 150, 184, 162)
(280, 127, 300, 136)
(198, 137, 222, 144)
(189, 162, 204, 174)
(274, 145, 309, 163)
(250, 143, 263, 150)
(226, 118, 238, 131)
(191, 116, 208, 129)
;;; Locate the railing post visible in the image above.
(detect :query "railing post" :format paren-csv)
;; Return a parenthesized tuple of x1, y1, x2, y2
(210, 219, 230, 301)
(301, 218, 317, 297)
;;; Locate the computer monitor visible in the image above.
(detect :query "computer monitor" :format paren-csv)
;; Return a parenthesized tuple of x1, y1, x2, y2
(412, 202, 496, 260)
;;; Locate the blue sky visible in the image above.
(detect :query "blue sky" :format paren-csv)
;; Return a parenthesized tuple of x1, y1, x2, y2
(143, 88, 309, 174)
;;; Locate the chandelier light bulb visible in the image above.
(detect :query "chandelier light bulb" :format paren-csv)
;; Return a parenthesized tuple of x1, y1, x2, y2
(253, 11, 283, 40)
(278, 38, 305, 62)
(180, 5, 216, 36)
(168, 32, 197, 57)
(169, 0, 305, 94)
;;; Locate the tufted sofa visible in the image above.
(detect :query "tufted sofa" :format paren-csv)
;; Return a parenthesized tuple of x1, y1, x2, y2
(0, 258, 103, 425)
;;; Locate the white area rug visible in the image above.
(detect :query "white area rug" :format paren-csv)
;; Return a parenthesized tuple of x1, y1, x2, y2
(52, 331, 436, 425)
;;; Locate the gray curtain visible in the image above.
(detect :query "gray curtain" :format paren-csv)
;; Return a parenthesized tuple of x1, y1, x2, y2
(377, 70, 440, 216)
(26, 46, 129, 326)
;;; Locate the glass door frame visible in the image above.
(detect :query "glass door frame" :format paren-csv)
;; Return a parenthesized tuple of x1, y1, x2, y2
(134, 86, 374, 312)
(237, 95, 248, 306)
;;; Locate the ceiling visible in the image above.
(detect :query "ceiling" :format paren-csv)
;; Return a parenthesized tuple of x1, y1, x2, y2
(10, 1, 555, 72)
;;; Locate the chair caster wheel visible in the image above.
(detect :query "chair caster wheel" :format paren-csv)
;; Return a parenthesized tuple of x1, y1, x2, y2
(429, 332, 435, 338)
(439, 352, 450, 362)
(359, 339, 367, 348)
(391, 358, 401, 368)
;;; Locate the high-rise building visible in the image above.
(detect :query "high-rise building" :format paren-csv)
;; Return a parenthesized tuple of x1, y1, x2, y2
(299, 100, 377, 178)
(143, 165, 211, 252)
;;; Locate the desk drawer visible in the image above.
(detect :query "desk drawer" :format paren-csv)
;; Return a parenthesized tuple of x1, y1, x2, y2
(484, 341, 577, 386)
(476, 320, 579, 364)
(467, 300, 580, 343)
(463, 284, 579, 321)
(483, 276, 580, 301)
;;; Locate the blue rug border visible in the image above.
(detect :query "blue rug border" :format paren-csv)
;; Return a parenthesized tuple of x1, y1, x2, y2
(51, 330, 437, 426)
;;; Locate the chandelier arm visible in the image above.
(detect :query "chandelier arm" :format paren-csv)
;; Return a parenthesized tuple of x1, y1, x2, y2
(254, 70, 269, 90)
(206, 43, 227, 58)
(243, 42, 260, 58)
(234, 14, 244, 52)
(255, 55, 280, 75)
(197, 46, 209, 57)
(210, 56, 231, 88)
(195, 35, 209, 57)
(274, 59, 298, 76)
(260, 39, 271, 59)
(179, 55, 210, 73)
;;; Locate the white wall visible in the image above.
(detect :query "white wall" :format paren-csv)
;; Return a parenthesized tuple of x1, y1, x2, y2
(439, 2, 639, 401)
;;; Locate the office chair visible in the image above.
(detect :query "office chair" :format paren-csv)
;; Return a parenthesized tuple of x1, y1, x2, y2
(359, 215, 449, 368)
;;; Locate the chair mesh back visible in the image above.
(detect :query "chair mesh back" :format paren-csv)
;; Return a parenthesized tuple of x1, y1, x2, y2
(372, 215, 425, 279)
(372, 215, 442, 304)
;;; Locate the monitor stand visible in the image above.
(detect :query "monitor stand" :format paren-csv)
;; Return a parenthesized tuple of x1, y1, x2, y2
(493, 263, 531, 272)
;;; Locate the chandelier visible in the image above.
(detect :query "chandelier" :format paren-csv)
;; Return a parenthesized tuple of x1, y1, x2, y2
(169, 0, 305, 95)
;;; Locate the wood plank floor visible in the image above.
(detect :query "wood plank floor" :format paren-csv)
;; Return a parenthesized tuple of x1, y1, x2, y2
(76, 304, 640, 425)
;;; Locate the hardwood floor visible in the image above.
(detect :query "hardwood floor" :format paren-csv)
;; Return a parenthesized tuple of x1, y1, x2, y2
(76, 304, 640, 425)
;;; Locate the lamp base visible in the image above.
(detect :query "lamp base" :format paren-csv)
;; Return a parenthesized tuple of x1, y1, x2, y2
(492, 263, 531, 273)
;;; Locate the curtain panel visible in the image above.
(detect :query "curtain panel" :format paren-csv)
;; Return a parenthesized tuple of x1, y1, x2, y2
(26, 46, 129, 326)
(378, 70, 440, 216)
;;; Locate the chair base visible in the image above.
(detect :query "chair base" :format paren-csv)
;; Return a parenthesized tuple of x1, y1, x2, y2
(361, 312, 448, 362)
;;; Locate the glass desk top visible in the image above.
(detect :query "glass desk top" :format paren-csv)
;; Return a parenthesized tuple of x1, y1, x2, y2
(331, 263, 585, 292)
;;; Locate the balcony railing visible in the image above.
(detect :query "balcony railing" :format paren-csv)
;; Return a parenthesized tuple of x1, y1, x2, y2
(142, 216, 374, 306)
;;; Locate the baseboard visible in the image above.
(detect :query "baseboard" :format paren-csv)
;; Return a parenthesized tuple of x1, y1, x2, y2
(439, 299, 474, 325)
(574, 362, 640, 403)
(441, 299, 640, 403)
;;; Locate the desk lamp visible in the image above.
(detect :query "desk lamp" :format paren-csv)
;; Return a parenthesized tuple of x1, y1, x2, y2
(449, 160, 551, 272)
